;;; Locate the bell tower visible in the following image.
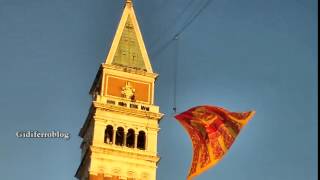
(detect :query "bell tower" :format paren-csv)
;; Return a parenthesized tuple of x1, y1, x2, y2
(75, 1, 163, 180)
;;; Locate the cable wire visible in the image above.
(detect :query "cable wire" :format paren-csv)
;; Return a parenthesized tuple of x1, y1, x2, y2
(151, 0, 214, 58)
(172, 36, 179, 114)
(150, 0, 196, 52)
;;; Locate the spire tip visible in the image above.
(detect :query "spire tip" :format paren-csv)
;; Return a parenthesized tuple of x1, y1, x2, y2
(125, 0, 133, 7)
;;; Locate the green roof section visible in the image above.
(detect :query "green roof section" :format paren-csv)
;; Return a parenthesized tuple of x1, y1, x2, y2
(112, 16, 147, 70)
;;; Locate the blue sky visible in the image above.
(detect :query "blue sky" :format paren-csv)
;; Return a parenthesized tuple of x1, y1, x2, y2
(0, 0, 317, 179)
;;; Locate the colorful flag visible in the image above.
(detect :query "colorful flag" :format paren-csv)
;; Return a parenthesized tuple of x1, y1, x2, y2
(175, 105, 255, 179)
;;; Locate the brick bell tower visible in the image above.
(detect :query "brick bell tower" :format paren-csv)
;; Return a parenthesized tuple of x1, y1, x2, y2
(75, 1, 163, 180)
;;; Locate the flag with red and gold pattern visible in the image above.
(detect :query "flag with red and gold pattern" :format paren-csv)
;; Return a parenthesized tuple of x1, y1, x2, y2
(175, 105, 255, 180)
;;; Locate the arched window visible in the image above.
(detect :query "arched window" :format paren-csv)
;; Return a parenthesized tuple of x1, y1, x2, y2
(126, 129, 135, 148)
(127, 170, 136, 180)
(115, 127, 124, 146)
(141, 172, 149, 180)
(111, 168, 121, 180)
(104, 125, 113, 144)
(137, 131, 146, 150)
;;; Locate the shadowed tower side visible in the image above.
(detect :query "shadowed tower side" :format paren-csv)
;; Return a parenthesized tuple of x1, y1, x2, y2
(75, 1, 163, 179)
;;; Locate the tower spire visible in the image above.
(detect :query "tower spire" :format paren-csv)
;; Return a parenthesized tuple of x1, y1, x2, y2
(105, 0, 153, 72)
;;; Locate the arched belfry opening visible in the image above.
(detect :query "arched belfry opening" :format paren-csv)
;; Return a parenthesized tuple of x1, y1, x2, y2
(126, 129, 135, 148)
(115, 127, 125, 146)
(137, 131, 146, 150)
(104, 125, 113, 144)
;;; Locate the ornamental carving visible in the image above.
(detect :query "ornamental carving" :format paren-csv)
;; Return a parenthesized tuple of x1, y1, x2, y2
(121, 82, 136, 100)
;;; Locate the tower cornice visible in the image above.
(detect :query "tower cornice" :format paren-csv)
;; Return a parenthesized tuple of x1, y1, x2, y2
(103, 64, 159, 78)
(93, 101, 164, 120)
(90, 145, 160, 164)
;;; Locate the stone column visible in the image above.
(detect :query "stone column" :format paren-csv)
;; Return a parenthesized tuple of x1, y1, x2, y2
(145, 132, 148, 150)
(134, 133, 138, 148)
(112, 127, 117, 145)
(123, 129, 127, 147)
